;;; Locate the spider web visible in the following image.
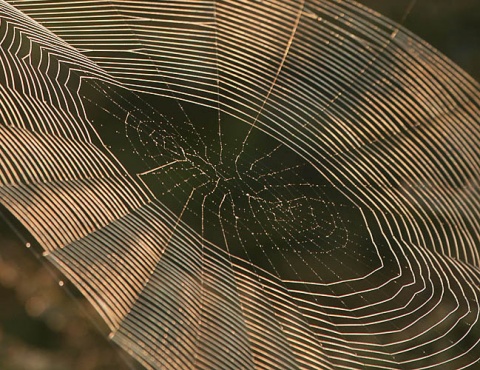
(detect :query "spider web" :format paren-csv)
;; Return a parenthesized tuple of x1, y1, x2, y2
(1, 0, 480, 369)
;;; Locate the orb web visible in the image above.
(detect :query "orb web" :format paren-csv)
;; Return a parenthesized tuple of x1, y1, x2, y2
(1, 0, 480, 369)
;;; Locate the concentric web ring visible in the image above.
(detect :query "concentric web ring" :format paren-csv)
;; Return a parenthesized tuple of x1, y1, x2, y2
(0, 0, 479, 369)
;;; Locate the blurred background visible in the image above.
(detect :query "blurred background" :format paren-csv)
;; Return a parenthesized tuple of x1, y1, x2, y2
(0, 1, 478, 369)
(361, 0, 480, 81)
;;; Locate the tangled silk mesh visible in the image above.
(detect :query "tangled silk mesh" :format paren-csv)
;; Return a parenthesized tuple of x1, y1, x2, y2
(1, 0, 480, 369)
